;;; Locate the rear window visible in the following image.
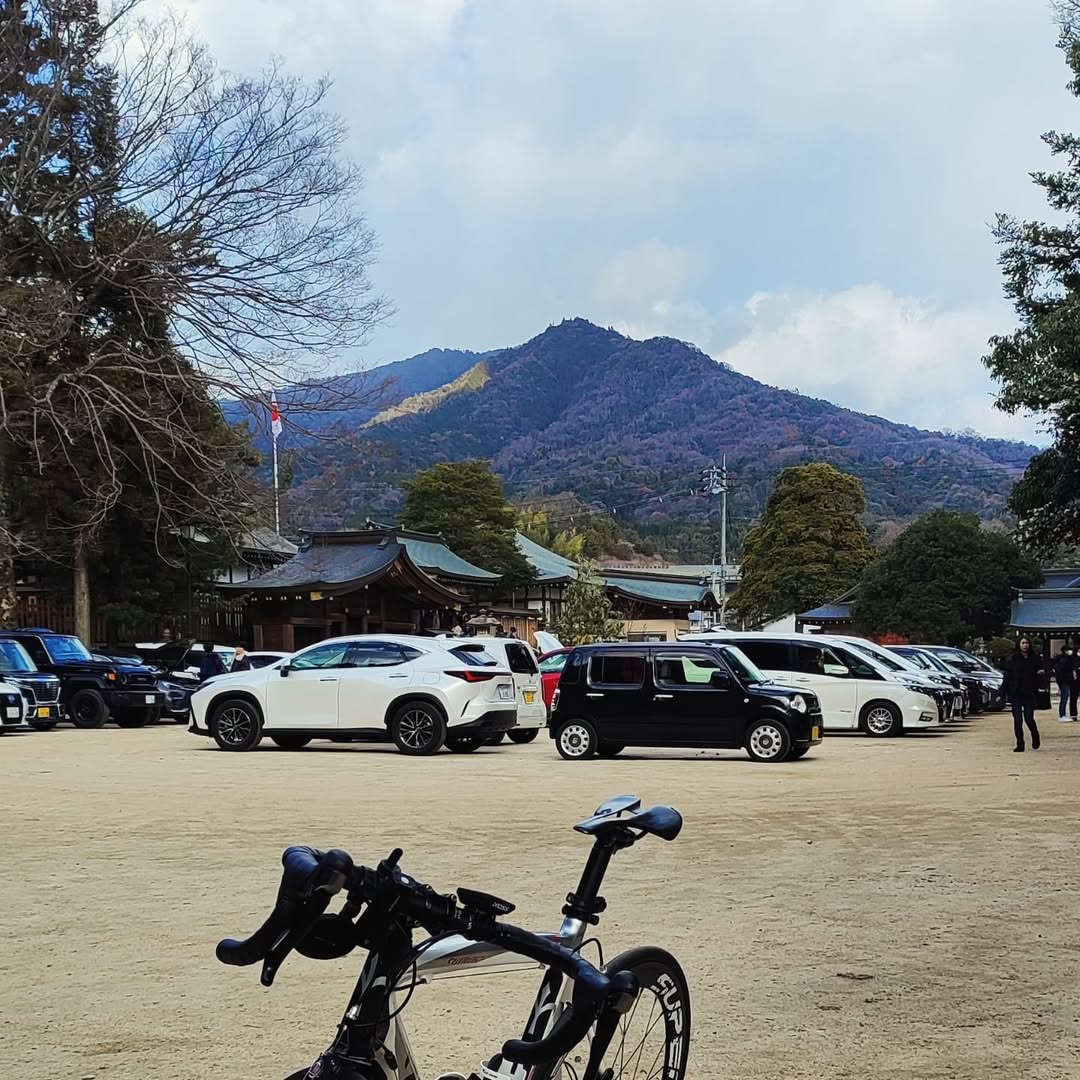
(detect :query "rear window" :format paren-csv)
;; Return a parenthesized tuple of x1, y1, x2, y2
(539, 653, 567, 674)
(505, 643, 539, 675)
(589, 653, 646, 688)
(449, 645, 499, 667)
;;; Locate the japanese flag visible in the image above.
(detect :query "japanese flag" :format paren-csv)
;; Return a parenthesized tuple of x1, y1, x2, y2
(270, 393, 283, 439)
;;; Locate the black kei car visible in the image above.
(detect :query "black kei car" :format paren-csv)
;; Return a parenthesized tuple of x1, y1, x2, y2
(548, 642, 824, 763)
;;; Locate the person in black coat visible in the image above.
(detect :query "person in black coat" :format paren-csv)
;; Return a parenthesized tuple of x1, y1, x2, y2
(197, 642, 225, 682)
(231, 644, 252, 673)
(1005, 637, 1044, 752)
(1052, 645, 1077, 723)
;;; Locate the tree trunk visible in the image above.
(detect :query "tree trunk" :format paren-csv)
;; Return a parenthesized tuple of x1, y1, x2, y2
(74, 540, 91, 643)
(0, 459, 16, 628)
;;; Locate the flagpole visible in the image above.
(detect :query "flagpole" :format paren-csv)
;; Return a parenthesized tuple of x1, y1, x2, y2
(272, 429, 280, 534)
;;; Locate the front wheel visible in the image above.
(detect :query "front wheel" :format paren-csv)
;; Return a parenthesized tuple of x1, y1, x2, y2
(745, 718, 792, 762)
(861, 701, 902, 738)
(390, 702, 447, 755)
(508, 728, 539, 745)
(210, 700, 264, 751)
(555, 719, 598, 759)
(446, 735, 483, 753)
(270, 734, 312, 750)
(69, 688, 109, 729)
(562, 945, 691, 1080)
(787, 745, 811, 760)
(115, 708, 153, 729)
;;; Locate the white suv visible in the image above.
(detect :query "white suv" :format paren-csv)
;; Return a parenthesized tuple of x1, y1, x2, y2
(189, 635, 518, 756)
(684, 631, 941, 737)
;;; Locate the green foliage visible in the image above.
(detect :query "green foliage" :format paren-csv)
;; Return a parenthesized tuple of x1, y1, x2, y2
(516, 507, 588, 563)
(402, 460, 535, 588)
(550, 563, 624, 645)
(855, 511, 1043, 645)
(987, 635, 1017, 669)
(983, 14, 1080, 551)
(731, 463, 874, 627)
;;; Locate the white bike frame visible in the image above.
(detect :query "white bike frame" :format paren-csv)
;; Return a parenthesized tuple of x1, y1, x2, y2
(372, 915, 592, 1080)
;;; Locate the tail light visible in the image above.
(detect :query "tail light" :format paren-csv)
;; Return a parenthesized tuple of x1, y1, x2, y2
(551, 688, 561, 711)
(446, 670, 498, 683)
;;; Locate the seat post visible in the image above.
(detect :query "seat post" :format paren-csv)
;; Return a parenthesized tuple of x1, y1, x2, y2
(562, 836, 624, 923)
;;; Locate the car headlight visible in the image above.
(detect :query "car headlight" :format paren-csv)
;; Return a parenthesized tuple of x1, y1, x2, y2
(790, 694, 808, 714)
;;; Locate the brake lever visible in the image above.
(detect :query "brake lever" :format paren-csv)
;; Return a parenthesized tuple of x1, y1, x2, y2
(260, 891, 334, 986)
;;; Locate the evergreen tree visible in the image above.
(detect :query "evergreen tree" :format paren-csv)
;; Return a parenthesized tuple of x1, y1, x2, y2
(550, 563, 623, 645)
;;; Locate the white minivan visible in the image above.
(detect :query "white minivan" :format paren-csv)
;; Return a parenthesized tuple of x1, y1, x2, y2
(443, 637, 546, 744)
(684, 631, 942, 737)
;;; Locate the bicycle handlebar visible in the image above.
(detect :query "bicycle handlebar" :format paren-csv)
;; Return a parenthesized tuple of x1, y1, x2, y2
(216, 845, 628, 1066)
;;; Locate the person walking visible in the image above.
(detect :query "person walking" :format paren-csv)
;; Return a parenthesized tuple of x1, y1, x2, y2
(1005, 637, 1043, 752)
(1053, 644, 1077, 723)
(231, 644, 252, 673)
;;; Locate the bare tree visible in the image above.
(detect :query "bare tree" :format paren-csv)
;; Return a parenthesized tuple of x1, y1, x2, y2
(0, 0, 390, 636)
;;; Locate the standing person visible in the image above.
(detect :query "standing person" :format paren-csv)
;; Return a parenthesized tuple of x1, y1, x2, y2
(1053, 644, 1077, 723)
(231, 644, 252, 673)
(197, 642, 225, 683)
(1005, 637, 1043, 752)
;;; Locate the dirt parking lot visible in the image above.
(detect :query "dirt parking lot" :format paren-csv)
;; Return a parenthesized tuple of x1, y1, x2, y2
(3, 713, 1080, 1080)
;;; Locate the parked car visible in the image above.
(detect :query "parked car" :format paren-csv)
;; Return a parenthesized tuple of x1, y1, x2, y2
(446, 638, 546, 744)
(134, 640, 236, 680)
(539, 647, 573, 708)
(685, 632, 942, 737)
(0, 678, 29, 732)
(0, 638, 63, 730)
(917, 646, 1006, 710)
(887, 645, 980, 714)
(189, 635, 518, 756)
(0, 628, 165, 728)
(548, 641, 823, 762)
(827, 635, 965, 722)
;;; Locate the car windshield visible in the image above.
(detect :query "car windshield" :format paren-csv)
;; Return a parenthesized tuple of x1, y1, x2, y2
(849, 641, 905, 671)
(448, 644, 499, 667)
(719, 646, 767, 684)
(0, 640, 35, 673)
(539, 653, 567, 674)
(917, 650, 954, 674)
(43, 635, 93, 662)
(895, 649, 930, 670)
(933, 648, 980, 671)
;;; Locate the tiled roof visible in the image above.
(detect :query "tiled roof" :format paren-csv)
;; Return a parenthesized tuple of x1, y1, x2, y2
(1011, 589, 1080, 631)
(798, 603, 855, 621)
(242, 527, 298, 557)
(601, 571, 715, 609)
(1041, 569, 1080, 589)
(395, 534, 501, 581)
(516, 533, 579, 582)
(222, 537, 401, 592)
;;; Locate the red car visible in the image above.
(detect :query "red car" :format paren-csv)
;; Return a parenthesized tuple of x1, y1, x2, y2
(538, 647, 573, 707)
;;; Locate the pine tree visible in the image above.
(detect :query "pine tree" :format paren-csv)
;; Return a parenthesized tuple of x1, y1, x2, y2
(550, 564, 623, 645)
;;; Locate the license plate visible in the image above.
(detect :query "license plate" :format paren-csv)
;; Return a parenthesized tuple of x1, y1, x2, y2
(523, 690, 536, 704)
(812, 725, 820, 741)
(145, 695, 155, 704)
(37, 706, 51, 718)
(5, 707, 18, 719)
(498, 685, 513, 701)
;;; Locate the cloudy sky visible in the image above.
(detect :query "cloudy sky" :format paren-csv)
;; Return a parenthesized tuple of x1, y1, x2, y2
(155, 0, 1069, 443)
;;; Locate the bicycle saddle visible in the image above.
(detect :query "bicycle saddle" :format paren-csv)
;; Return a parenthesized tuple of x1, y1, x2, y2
(574, 803, 683, 842)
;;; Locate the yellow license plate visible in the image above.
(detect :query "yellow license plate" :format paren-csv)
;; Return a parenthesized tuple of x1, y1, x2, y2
(523, 691, 536, 704)
(38, 706, 51, 718)
(812, 725, 820, 741)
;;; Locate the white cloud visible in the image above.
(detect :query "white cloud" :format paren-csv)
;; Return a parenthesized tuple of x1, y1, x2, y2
(711, 285, 1046, 442)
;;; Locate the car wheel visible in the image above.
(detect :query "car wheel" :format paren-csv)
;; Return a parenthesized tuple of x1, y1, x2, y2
(29, 721, 57, 732)
(787, 745, 811, 760)
(446, 736, 483, 753)
(69, 689, 109, 729)
(861, 701, 902, 737)
(114, 708, 152, 729)
(270, 734, 312, 750)
(556, 720, 598, 760)
(210, 700, 264, 751)
(597, 742, 625, 758)
(507, 728, 539, 745)
(390, 702, 447, 756)
(745, 718, 792, 763)
(485, 732, 506, 745)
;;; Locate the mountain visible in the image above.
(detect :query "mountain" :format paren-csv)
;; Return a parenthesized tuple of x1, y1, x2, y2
(281, 319, 1036, 559)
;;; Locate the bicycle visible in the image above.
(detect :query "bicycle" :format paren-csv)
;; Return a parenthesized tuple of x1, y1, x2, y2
(217, 794, 690, 1080)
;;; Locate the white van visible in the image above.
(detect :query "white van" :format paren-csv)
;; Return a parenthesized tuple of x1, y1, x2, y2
(0, 679, 27, 731)
(446, 637, 546, 744)
(684, 631, 942, 737)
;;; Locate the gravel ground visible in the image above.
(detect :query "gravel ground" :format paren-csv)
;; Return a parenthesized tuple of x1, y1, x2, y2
(3, 712, 1080, 1079)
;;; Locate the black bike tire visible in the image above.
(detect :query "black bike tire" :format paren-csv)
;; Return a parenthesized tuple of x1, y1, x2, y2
(551, 945, 690, 1080)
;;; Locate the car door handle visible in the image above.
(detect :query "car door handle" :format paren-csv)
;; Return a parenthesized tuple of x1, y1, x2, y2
(319, 677, 338, 682)
(586, 692, 604, 699)
(389, 673, 409, 679)
(654, 694, 674, 700)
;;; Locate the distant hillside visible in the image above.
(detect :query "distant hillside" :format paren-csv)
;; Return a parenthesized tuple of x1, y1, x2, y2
(362, 361, 491, 429)
(279, 319, 1035, 560)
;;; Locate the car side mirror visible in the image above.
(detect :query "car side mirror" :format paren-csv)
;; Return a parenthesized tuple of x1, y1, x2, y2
(710, 670, 732, 690)
(823, 663, 849, 677)
(279, 664, 291, 678)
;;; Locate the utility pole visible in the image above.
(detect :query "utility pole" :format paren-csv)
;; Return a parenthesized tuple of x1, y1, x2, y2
(700, 457, 731, 628)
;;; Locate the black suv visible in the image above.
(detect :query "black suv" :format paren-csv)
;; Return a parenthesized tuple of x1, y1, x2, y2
(548, 642, 824, 763)
(0, 638, 63, 730)
(0, 629, 164, 728)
